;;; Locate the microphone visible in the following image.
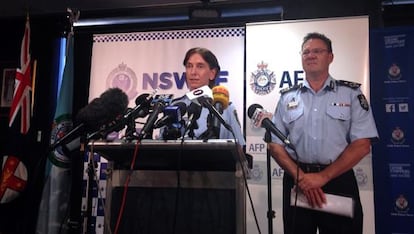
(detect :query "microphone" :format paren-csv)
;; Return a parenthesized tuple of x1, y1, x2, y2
(212, 85, 230, 111)
(154, 102, 186, 129)
(185, 85, 213, 104)
(198, 96, 233, 132)
(151, 94, 174, 106)
(76, 87, 129, 131)
(184, 102, 202, 138)
(186, 85, 232, 132)
(211, 85, 230, 136)
(90, 91, 157, 139)
(247, 104, 295, 149)
(52, 88, 129, 148)
(139, 100, 165, 139)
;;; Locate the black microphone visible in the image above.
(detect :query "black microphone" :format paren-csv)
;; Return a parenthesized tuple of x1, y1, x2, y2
(139, 100, 165, 139)
(91, 92, 155, 139)
(198, 96, 232, 132)
(184, 102, 202, 138)
(76, 87, 129, 131)
(53, 88, 129, 148)
(247, 103, 295, 149)
(154, 102, 186, 129)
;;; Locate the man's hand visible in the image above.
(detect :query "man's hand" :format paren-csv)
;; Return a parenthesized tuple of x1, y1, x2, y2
(302, 188, 326, 208)
(297, 173, 329, 207)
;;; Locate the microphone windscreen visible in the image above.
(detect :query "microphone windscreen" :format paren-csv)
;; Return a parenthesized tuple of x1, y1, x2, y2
(212, 85, 229, 109)
(99, 87, 129, 119)
(76, 88, 129, 130)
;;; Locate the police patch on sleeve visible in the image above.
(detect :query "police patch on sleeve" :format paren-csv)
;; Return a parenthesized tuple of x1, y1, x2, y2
(358, 94, 369, 111)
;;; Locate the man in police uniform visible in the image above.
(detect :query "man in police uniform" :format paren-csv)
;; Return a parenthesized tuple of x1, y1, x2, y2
(268, 32, 378, 234)
(167, 47, 245, 145)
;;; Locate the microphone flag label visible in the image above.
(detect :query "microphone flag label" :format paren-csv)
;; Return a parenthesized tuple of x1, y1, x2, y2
(186, 85, 213, 102)
(252, 108, 273, 128)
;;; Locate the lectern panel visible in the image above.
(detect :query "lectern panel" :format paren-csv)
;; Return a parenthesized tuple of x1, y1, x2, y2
(89, 139, 247, 234)
(110, 187, 236, 234)
(90, 139, 246, 171)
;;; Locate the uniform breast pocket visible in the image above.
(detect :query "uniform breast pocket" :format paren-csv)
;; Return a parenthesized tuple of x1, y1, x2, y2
(282, 106, 304, 124)
(327, 105, 351, 121)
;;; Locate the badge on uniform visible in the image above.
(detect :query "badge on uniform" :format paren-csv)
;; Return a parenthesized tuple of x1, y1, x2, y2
(358, 94, 369, 111)
(287, 98, 298, 109)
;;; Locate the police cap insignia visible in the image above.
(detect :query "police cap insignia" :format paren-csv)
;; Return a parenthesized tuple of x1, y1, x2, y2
(337, 80, 361, 89)
(358, 94, 369, 111)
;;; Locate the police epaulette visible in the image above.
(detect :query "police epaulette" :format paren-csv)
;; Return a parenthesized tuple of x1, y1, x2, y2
(336, 80, 361, 89)
(280, 83, 303, 94)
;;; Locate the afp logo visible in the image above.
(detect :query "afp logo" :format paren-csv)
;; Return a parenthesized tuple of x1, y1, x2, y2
(250, 61, 276, 95)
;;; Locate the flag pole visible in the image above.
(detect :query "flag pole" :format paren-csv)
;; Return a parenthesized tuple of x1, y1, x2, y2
(31, 59, 37, 113)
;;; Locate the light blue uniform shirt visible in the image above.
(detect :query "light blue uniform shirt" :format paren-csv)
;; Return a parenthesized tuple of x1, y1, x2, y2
(272, 76, 378, 164)
(164, 95, 246, 146)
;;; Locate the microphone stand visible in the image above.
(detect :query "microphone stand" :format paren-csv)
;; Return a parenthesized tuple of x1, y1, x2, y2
(67, 134, 86, 234)
(264, 130, 275, 234)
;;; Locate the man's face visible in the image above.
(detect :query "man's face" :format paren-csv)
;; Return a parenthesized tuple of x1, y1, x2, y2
(185, 53, 216, 91)
(301, 38, 333, 76)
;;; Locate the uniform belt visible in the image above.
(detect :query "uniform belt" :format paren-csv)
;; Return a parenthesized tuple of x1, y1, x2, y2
(297, 162, 328, 173)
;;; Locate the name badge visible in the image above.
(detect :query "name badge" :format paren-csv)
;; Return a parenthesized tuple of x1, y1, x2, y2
(287, 100, 298, 109)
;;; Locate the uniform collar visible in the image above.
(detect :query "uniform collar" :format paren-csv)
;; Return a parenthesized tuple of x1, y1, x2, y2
(302, 75, 335, 93)
(325, 76, 337, 92)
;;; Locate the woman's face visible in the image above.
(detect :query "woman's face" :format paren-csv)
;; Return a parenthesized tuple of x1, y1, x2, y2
(185, 53, 216, 91)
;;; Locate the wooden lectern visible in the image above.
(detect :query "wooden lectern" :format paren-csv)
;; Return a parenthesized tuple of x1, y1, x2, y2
(90, 139, 248, 234)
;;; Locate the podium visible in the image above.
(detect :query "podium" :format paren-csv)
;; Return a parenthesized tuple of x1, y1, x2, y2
(90, 139, 247, 234)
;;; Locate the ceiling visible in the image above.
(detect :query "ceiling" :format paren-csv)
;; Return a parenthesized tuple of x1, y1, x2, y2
(0, 0, 267, 19)
(2, 0, 413, 28)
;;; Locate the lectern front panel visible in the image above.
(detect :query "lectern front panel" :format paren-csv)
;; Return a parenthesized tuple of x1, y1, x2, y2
(89, 139, 247, 234)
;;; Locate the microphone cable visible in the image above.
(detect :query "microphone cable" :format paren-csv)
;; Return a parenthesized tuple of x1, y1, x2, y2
(230, 134, 263, 234)
(289, 146, 300, 234)
(113, 139, 141, 234)
(171, 135, 186, 234)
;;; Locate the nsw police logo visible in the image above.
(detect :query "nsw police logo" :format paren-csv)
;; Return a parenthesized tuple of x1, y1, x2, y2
(107, 63, 138, 100)
(394, 194, 409, 213)
(391, 126, 405, 144)
(388, 63, 402, 80)
(250, 61, 276, 95)
(50, 118, 73, 167)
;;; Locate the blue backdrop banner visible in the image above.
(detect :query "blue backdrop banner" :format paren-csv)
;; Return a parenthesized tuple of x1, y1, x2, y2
(370, 26, 414, 234)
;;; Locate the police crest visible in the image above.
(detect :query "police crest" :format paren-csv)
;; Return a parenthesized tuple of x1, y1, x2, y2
(106, 63, 138, 99)
(388, 63, 402, 80)
(357, 94, 369, 111)
(391, 126, 405, 144)
(50, 118, 73, 167)
(250, 61, 276, 95)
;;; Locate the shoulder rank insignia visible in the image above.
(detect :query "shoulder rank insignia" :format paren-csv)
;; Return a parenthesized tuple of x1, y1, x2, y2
(280, 83, 303, 94)
(336, 80, 361, 89)
(358, 94, 369, 111)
